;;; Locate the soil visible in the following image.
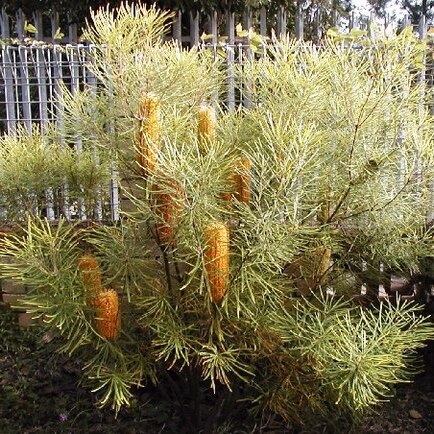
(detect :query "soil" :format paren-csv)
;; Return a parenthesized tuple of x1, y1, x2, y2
(1, 305, 434, 434)
(357, 374, 434, 434)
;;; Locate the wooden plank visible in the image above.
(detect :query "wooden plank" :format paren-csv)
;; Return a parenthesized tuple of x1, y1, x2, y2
(68, 13, 78, 44)
(209, 10, 218, 44)
(33, 10, 43, 41)
(242, 7, 252, 30)
(295, 7, 304, 40)
(0, 7, 11, 38)
(280, 6, 287, 38)
(51, 11, 59, 42)
(349, 11, 355, 30)
(172, 10, 182, 42)
(226, 11, 235, 44)
(189, 11, 200, 46)
(241, 46, 253, 109)
(15, 9, 25, 39)
(331, 9, 338, 28)
(259, 7, 267, 37)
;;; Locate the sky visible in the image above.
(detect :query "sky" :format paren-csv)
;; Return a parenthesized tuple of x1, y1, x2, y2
(351, 0, 405, 19)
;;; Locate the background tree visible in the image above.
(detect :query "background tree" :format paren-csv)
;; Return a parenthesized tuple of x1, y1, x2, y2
(1, 0, 354, 41)
(367, 0, 394, 26)
(400, 0, 434, 23)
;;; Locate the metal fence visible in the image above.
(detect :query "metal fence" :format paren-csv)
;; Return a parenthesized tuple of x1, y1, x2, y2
(1, 35, 434, 225)
(0, 43, 258, 134)
(0, 44, 97, 134)
(0, 43, 255, 222)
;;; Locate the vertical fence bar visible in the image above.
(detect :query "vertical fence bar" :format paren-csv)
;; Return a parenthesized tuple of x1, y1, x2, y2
(18, 46, 32, 132)
(35, 47, 49, 132)
(85, 45, 103, 221)
(51, 45, 72, 220)
(67, 45, 87, 220)
(2, 46, 17, 134)
(417, 16, 426, 217)
(226, 12, 235, 111)
(34, 45, 55, 219)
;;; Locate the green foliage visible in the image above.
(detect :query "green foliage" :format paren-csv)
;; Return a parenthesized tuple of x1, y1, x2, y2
(0, 126, 110, 219)
(1, 4, 434, 430)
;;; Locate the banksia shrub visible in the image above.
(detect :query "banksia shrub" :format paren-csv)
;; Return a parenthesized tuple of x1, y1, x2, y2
(79, 254, 102, 296)
(204, 221, 230, 304)
(93, 289, 120, 340)
(4, 6, 434, 430)
(198, 104, 216, 154)
(137, 92, 160, 174)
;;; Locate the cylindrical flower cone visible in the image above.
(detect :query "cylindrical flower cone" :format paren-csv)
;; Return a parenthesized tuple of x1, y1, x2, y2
(204, 221, 230, 304)
(219, 172, 235, 204)
(198, 104, 216, 154)
(78, 254, 102, 297)
(93, 289, 120, 340)
(137, 92, 160, 175)
(154, 177, 183, 245)
(233, 157, 252, 205)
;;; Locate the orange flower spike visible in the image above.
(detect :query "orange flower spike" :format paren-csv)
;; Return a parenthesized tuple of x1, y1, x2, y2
(94, 289, 121, 340)
(204, 221, 230, 304)
(154, 178, 183, 245)
(198, 105, 216, 154)
(233, 157, 252, 205)
(137, 92, 160, 174)
(78, 254, 102, 296)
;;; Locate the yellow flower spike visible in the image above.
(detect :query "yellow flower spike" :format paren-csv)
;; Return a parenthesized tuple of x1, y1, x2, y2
(78, 254, 102, 296)
(154, 177, 183, 245)
(204, 221, 230, 304)
(137, 92, 160, 174)
(198, 104, 216, 154)
(93, 289, 121, 340)
(233, 157, 252, 205)
(220, 157, 252, 206)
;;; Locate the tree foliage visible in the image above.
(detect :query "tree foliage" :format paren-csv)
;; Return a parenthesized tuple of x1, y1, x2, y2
(1, 3, 434, 430)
